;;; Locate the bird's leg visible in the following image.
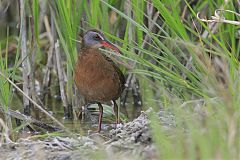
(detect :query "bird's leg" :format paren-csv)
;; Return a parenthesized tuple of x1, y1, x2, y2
(113, 100, 120, 126)
(97, 102, 103, 132)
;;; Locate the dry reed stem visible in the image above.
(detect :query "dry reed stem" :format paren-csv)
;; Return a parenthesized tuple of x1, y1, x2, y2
(197, 9, 240, 26)
(0, 118, 12, 145)
(42, 16, 54, 102)
(19, 0, 30, 115)
(0, 107, 60, 131)
(0, 70, 67, 131)
(55, 40, 70, 118)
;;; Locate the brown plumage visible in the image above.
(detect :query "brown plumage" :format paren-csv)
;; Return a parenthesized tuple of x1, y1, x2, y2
(74, 29, 125, 132)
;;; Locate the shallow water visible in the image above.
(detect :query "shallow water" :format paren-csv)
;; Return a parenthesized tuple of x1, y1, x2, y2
(5, 93, 142, 138)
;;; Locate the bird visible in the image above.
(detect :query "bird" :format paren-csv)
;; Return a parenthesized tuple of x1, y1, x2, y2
(74, 29, 125, 132)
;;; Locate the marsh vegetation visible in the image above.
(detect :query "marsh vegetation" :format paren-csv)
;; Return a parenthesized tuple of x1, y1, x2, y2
(0, 0, 239, 159)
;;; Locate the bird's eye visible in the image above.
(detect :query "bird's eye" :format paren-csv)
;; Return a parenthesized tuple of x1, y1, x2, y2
(93, 34, 102, 41)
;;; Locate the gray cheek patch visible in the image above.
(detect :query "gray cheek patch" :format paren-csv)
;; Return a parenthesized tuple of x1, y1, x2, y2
(84, 31, 105, 47)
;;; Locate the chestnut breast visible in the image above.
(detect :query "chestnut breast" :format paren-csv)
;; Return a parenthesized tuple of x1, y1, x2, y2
(74, 48, 125, 102)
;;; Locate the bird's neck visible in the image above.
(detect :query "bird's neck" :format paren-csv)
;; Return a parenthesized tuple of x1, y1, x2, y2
(80, 47, 99, 55)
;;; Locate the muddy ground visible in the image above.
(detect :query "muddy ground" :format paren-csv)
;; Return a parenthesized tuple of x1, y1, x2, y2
(0, 108, 176, 160)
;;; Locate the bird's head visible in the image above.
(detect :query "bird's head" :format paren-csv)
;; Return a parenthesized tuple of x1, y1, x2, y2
(83, 29, 120, 53)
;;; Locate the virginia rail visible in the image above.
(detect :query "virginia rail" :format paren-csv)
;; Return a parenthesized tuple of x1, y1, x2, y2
(74, 29, 125, 132)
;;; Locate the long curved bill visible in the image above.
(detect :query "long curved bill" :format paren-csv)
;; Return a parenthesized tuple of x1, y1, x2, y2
(101, 40, 120, 53)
